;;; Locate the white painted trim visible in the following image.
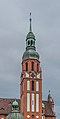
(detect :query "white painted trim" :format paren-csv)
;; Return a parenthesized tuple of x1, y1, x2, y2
(36, 81, 39, 91)
(32, 93, 34, 112)
(27, 93, 30, 112)
(36, 94, 39, 112)
(27, 80, 30, 90)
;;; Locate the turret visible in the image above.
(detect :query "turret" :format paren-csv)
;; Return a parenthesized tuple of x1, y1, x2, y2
(48, 90, 54, 111)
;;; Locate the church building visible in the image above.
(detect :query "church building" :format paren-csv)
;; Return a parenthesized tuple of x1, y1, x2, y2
(0, 14, 56, 119)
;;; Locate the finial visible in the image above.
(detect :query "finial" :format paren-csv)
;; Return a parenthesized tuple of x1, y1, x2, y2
(30, 12, 31, 17)
(49, 90, 50, 93)
(29, 12, 32, 32)
(49, 90, 50, 94)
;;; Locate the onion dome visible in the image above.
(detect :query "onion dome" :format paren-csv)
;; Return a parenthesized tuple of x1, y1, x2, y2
(12, 100, 18, 106)
(12, 100, 19, 111)
(6, 100, 24, 119)
(22, 13, 39, 61)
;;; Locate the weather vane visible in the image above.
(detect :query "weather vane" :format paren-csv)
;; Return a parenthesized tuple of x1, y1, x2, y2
(29, 12, 32, 32)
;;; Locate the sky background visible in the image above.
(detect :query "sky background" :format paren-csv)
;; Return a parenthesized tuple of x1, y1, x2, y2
(0, 0, 60, 119)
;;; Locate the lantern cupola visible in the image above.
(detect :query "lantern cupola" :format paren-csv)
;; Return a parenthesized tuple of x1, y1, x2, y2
(22, 13, 39, 61)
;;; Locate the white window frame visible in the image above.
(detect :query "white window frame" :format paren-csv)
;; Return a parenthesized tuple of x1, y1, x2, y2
(27, 93, 30, 112)
(36, 94, 39, 112)
(36, 81, 39, 91)
(27, 80, 30, 90)
(32, 93, 34, 112)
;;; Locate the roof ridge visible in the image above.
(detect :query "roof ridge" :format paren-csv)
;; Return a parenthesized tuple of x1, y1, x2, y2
(0, 98, 20, 100)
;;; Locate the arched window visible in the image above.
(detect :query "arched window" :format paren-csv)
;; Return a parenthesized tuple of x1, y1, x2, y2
(32, 115, 34, 118)
(32, 62, 34, 71)
(42, 110, 43, 113)
(37, 64, 39, 72)
(26, 62, 28, 71)
(31, 40, 33, 45)
(32, 81, 34, 91)
(27, 80, 30, 90)
(34, 41, 35, 45)
(36, 81, 39, 91)
(28, 40, 30, 45)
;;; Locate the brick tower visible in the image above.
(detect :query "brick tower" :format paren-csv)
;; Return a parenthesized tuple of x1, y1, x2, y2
(20, 13, 42, 119)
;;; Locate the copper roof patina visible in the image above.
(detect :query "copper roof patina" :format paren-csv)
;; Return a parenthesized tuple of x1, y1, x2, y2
(0, 98, 56, 117)
(22, 13, 39, 61)
(6, 100, 24, 119)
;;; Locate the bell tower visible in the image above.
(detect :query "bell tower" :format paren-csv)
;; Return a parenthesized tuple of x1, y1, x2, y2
(20, 13, 42, 119)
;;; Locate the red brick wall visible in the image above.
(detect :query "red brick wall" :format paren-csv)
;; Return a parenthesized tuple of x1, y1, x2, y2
(20, 59, 42, 119)
(0, 115, 7, 119)
(45, 116, 56, 119)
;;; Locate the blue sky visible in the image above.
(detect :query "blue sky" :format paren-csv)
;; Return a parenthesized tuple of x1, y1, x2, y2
(0, 0, 60, 119)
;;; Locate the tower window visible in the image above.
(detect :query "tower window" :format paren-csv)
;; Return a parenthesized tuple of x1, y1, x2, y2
(27, 80, 30, 90)
(32, 94, 34, 112)
(32, 81, 34, 91)
(34, 41, 35, 45)
(28, 40, 30, 45)
(27, 93, 30, 112)
(32, 62, 34, 71)
(26, 62, 28, 71)
(36, 81, 39, 91)
(36, 94, 39, 112)
(37, 64, 39, 72)
(31, 40, 33, 45)
(32, 115, 34, 118)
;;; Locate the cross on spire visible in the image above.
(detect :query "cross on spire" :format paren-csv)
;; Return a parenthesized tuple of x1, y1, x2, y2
(29, 12, 32, 32)
(49, 90, 50, 94)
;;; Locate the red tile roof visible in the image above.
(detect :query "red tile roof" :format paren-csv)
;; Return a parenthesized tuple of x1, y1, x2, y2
(42, 101, 56, 117)
(0, 98, 20, 114)
(0, 98, 56, 117)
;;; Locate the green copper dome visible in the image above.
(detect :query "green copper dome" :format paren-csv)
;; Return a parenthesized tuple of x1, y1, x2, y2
(6, 112, 24, 119)
(22, 13, 39, 61)
(22, 49, 39, 60)
(12, 100, 18, 106)
(12, 100, 19, 111)
(6, 100, 24, 119)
